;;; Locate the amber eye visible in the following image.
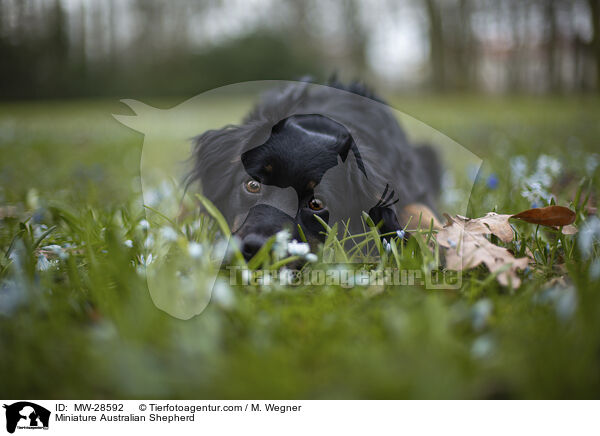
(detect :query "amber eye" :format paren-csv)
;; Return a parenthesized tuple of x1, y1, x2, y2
(308, 197, 325, 211)
(244, 179, 261, 193)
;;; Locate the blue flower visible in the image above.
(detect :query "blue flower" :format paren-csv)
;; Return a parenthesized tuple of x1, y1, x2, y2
(486, 174, 499, 190)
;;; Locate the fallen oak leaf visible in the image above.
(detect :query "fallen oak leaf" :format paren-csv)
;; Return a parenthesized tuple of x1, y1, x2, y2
(452, 212, 514, 243)
(437, 214, 529, 288)
(510, 205, 575, 227)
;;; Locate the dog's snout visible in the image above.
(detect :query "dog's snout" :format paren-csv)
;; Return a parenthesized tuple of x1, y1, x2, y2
(241, 233, 267, 260)
(235, 204, 296, 260)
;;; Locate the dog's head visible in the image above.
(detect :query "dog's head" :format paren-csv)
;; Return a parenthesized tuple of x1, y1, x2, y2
(196, 113, 370, 260)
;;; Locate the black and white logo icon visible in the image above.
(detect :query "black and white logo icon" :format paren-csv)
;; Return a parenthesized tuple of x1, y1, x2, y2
(3, 402, 50, 434)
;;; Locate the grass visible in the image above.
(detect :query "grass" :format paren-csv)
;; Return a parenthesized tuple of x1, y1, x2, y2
(0, 95, 599, 399)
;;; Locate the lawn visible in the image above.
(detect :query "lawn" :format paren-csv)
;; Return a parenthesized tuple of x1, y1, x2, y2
(0, 95, 599, 399)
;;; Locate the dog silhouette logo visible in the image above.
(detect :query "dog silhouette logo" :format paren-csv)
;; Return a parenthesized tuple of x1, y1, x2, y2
(3, 402, 50, 433)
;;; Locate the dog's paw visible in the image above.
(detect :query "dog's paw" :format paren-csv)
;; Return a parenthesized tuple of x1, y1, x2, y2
(373, 184, 399, 209)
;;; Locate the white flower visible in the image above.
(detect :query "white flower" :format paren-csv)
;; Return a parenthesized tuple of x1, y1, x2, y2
(36, 254, 53, 271)
(537, 155, 561, 178)
(287, 240, 310, 256)
(43, 244, 68, 260)
(521, 181, 552, 204)
(124, 239, 133, 248)
(143, 234, 154, 249)
(138, 219, 150, 230)
(144, 189, 160, 207)
(273, 229, 291, 258)
(578, 217, 600, 259)
(139, 253, 154, 266)
(383, 240, 391, 253)
(555, 287, 577, 321)
(533, 286, 578, 322)
(212, 280, 235, 309)
(188, 242, 204, 259)
(471, 299, 493, 331)
(276, 229, 291, 245)
(305, 253, 318, 263)
(160, 226, 178, 242)
(518, 154, 562, 204)
(510, 156, 528, 183)
(585, 153, 599, 176)
(471, 335, 494, 359)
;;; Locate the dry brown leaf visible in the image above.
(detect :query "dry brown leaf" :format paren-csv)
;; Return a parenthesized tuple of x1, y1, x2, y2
(451, 212, 514, 243)
(510, 205, 575, 227)
(437, 214, 528, 288)
(434, 206, 577, 288)
(560, 224, 578, 235)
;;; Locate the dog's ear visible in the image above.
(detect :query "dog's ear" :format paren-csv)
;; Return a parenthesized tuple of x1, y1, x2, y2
(186, 126, 245, 206)
(336, 133, 367, 178)
(367, 184, 404, 239)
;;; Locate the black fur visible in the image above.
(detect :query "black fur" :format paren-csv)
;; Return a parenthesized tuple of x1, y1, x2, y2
(187, 79, 441, 260)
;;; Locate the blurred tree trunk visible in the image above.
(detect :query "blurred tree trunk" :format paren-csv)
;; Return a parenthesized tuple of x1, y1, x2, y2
(341, 0, 368, 78)
(51, 0, 68, 60)
(76, 2, 87, 89)
(507, 1, 521, 92)
(0, 0, 4, 38)
(109, 0, 118, 72)
(572, 1, 587, 91)
(457, 0, 475, 91)
(424, 0, 445, 91)
(588, 0, 600, 92)
(49, 0, 68, 95)
(544, 0, 560, 92)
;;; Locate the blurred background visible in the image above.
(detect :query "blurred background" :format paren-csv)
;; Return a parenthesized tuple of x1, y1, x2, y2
(1, 0, 599, 100)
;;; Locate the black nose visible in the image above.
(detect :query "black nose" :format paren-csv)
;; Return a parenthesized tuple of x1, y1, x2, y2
(241, 233, 267, 260)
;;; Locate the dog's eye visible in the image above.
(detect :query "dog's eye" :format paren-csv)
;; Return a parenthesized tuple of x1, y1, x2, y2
(308, 197, 325, 211)
(244, 179, 261, 193)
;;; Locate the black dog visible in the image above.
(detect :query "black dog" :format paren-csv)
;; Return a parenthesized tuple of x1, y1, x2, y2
(187, 79, 441, 260)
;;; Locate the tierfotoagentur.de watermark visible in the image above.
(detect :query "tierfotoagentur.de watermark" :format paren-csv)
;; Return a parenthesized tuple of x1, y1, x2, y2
(226, 265, 461, 289)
